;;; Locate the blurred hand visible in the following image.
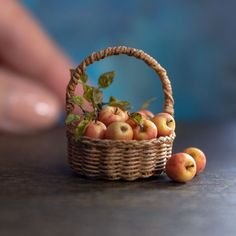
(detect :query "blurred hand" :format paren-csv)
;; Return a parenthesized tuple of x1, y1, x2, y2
(0, 0, 74, 134)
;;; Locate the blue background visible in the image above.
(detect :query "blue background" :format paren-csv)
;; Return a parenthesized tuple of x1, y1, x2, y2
(22, 0, 236, 122)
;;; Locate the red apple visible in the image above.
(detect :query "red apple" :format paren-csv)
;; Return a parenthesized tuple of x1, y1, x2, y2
(166, 153, 197, 183)
(138, 109, 154, 119)
(126, 118, 137, 129)
(84, 121, 107, 139)
(98, 106, 128, 126)
(152, 112, 175, 137)
(183, 147, 206, 175)
(105, 121, 133, 140)
(126, 111, 146, 129)
(133, 119, 158, 140)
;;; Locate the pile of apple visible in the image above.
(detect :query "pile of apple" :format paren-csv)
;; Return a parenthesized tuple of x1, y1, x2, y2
(84, 107, 175, 141)
(66, 70, 206, 183)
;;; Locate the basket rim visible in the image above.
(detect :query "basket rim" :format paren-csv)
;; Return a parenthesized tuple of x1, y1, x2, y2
(66, 127, 175, 147)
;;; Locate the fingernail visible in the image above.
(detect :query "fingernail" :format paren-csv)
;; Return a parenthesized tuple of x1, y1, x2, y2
(0, 77, 62, 134)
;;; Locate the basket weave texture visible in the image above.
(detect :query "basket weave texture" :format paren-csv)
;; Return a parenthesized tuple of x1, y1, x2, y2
(66, 46, 175, 181)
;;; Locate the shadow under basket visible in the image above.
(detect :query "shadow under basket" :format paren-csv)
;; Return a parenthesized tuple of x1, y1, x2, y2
(65, 46, 175, 181)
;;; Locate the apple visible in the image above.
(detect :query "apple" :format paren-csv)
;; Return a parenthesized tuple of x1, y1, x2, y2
(165, 153, 197, 183)
(126, 118, 137, 129)
(126, 111, 147, 129)
(84, 121, 107, 139)
(98, 106, 128, 126)
(152, 112, 175, 137)
(105, 121, 133, 140)
(183, 147, 206, 175)
(133, 119, 158, 140)
(137, 109, 154, 119)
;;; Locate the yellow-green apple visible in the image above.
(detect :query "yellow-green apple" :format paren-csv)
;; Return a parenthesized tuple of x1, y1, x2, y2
(98, 106, 128, 126)
(133, 119, 158, 140)
(105, 121, 133, 140)
(152, 112, 175, 137)
(166, 153, 197, 183)
(183, 147, 206, 175)
(84, 121, 107, 139)
(137, 109, 154, 119)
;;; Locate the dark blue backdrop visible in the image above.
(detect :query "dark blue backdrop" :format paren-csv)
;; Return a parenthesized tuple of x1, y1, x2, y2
(22, 0, 236, 122)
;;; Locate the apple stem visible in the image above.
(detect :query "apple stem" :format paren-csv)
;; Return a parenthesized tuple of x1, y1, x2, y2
(186, 164, 195, 170)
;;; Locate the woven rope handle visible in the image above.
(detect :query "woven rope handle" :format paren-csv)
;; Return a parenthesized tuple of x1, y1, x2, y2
(66, 46, 174, 116)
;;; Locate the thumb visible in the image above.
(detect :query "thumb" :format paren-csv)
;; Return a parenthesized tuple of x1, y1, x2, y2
(0, 67, 61, 134)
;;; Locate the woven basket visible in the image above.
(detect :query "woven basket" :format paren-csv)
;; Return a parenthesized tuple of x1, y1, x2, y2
(66, 46, 175, 181)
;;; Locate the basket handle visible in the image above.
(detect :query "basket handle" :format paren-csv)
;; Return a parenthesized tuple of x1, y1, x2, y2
(66, 46, 174, 116)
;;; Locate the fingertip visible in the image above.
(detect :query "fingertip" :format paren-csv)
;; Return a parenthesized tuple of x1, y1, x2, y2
(0, 68, 62, 134)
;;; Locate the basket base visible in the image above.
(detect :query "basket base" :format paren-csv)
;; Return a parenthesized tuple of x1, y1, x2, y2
(70, 168, 166, 181)
(67, 132, 175, 181)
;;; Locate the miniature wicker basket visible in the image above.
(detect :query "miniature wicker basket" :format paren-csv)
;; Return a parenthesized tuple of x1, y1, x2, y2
(66, 46, 175, 181)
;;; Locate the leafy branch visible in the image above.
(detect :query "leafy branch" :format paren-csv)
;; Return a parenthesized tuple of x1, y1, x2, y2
(66, 70, 131, 139)
(129, 112, 144, 127)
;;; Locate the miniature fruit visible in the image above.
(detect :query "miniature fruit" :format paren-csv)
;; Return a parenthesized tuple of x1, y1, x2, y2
(105, 121, 133, 140)
(98, 106, 128, 126)
(126, 118, 138, 129)
(137, 109, 154, 119)
(183, 147, 206, 175)
(84, 121, 107, 139)
(133, 119, 158, 140)
(152, 112, 175, 137)
(165, 153, 197, 183)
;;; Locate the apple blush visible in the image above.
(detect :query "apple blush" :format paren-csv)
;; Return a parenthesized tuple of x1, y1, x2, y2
(133, 119, 158, 140)
(98, 106, 128, 126)
(183, 147, 206, 175)
(84, 121, 107, 139)
(137, 109, 154, 119)
(152, 112, 175, 137)
(165, 153, 197, 183)
(105, 121, 133, 140)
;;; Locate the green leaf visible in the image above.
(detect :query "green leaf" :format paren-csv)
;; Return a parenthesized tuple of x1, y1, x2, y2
(80, 73, 88, 83)
(65, 114, 80, 125)
(98, 71, 115, 88)
(69, 96, 84, 107)
(108, 96, 131, 111)
(129, 112, 143, 126)
(74, 119, 90, 140)
(93, 88, 103, 105)
(109, 96, 116, 103)
(141, 97, 157, 109)
(83, 84, 94, 103)
(84, 111, 96, 121)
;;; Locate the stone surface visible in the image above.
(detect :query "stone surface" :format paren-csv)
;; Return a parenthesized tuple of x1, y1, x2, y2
(1, 122, 236, 236)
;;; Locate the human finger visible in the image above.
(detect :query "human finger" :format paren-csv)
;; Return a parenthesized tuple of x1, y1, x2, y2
(0, 66, 61, 133)
(0, 0, 77, 102)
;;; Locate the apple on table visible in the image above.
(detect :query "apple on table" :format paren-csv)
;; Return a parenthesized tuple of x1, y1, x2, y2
(183, 147, 206, 175)
(165, 152, 197, 183)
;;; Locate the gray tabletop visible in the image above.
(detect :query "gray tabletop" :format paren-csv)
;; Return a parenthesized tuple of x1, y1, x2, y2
(1, 122, 236, 236)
